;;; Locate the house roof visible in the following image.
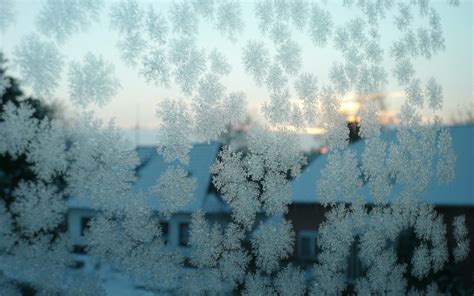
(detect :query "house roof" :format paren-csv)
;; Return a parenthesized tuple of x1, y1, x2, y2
(68, 142, 228, 213)
(292, 124, 474, 206)
(134, 142, 225, 213)
(68, 125, 473, 212)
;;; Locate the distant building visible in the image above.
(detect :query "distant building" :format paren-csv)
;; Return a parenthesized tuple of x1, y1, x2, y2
(288, 124, 474, 283)
(67, 125, 473, 286)
(67, 142, 232, 260)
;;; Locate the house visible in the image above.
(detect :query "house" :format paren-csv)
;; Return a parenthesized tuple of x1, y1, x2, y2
(287, 124, 474, 283)
(67, 142, 232, 258)
(67, 125, 473, 288)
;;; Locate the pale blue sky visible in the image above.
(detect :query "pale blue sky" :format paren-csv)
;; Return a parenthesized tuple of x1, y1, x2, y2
(1, 0, 472, 144)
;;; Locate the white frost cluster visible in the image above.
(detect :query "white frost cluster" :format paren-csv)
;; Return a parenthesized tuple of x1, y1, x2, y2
(0, 0, 15, 33)
(452, 215, 469, 262)
(151, 166, 197, 218)
(251, 219, 295, 273)
(68, 52, 121, 107)
(0, 71, 11, 97)
(1, 0, 470, 294)
(27, 119, 68, 182)
(36, 0, 104, 42)
(11, 181, 66, 235)
(0, 102, 38, 158)
(14, 34, 63, 98)
(242, 40, 271, 86)
(156, 98, 194, 164)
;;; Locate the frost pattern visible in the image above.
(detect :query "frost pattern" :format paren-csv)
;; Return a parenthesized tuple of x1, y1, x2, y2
(452, 215, 469, 262)
(0, 102, 38, 158)
(308, 3, 333, 47)
(242, 40, 271, 86)
(1, 0, 470, 294)
(11, 182, 66, 235)
(14, 34, 63, 98)
(68, 53, 120, 107)
(251, 219, 295, 273)
(209, 49, 232, 76)
(151, 166, 197, 218)
(0, 0, 15, 32)
(27, 119, 68, 182)
(0, 71, 11, 97)
(156, 98, 193, 164)
(36, 0, 103, 42)
(215, 1, 244, 42)
(110, 0, 147, 66)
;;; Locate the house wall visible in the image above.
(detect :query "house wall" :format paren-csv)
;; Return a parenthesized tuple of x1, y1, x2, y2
(67, 209, 233, 257)
(286, 203, 474, 289)
(286, 203, 327, 231)
(285, 203, 328, 265)
(68, 208, 96, 246)
(435, 206, 474, 283)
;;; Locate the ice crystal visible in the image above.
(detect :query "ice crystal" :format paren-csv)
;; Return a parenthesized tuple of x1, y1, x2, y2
(275, 265, 306, 296)
(27, 119, 68, 182)
(11, 182, 66, 235)
(170, 2, 198, 37)
(14, 34, 63, 98)
(169, 37, 207, 95)
(110, 0, 147, 66)
(192, 0, 215, 20)
(436, 128, 456, 184)
(452, 215, 469, 262)
(0, 73, 10, 97)
(209, 49, 232, 76)
(152, 166, 197, 218)
(156, 98, 193, 164)
(426, 77, 443, 110)
(308, 3, 333, 47)
(36, 0, 103, 42)
(140, 49, 170, 87)
(68, 53, 120, 107)
(317, 149, 362, 205)
(0, 102, 38, 158)
(146, 5, 168, 44)
(0, 1, 470, 294)
(242, 40, 271, 86)
(290, 0, 309, 30)
(276, 39, 302, 76)
(215, 1, 244, 42)
(0, 0, 15, 33)
(251, 219, 295, 273)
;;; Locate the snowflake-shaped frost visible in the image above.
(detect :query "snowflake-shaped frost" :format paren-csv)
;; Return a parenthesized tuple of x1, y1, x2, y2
(36, 0, 103, 42)
(14, 34, 63, 98)
(68, 52, 120, 107)
(152, 166, 197, 218)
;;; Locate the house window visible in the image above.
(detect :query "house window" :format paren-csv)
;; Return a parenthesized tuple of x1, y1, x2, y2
(179, 223, 190, 247)
(297, 230, 319, 260)
(80, 216, 92, 236)
(347, 237, 361, 283)
(160, 221, 169, 245)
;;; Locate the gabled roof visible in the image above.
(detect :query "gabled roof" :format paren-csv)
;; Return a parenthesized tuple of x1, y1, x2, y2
(292, 124, 474, 206)
(134, 142, 224, 213)
(68, 142, 228, 213)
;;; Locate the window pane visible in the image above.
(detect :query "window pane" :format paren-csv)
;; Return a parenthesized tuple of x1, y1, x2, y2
(300, 237, 311, 258)
(160, 222, 169, 244)
(179, 223, 190, 247)
(80, 216, 92, 236)
(314, 237, 320, 259)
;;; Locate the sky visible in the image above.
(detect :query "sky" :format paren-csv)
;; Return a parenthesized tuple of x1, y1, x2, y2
(0, 0, 472, 145)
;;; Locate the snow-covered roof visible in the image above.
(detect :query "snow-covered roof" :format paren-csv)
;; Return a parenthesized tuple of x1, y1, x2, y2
(68, 142, 228, 213)
(134, 142, 225, 213)
(292, 124, 474, 206)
